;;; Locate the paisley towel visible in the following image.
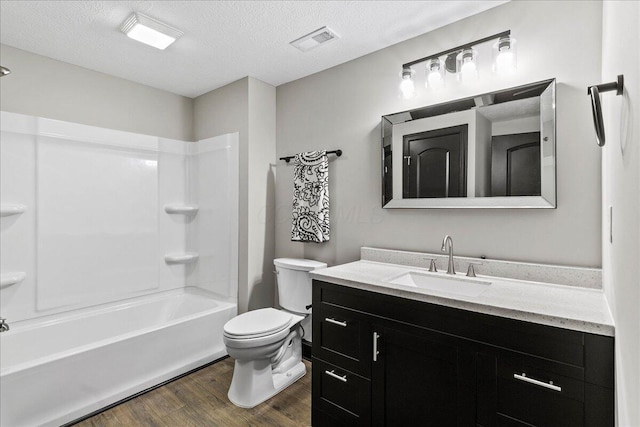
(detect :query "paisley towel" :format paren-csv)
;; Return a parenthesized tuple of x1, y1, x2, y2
(291, 151, 330, 243)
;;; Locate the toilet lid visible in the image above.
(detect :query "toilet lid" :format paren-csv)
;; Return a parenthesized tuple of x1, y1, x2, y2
(223, 308, 293, 339)
(274, 258, 327, 271)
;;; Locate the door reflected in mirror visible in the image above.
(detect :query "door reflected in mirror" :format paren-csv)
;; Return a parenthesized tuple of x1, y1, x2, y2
(382, 79, 556, 208)
(403, 125, 468, 198)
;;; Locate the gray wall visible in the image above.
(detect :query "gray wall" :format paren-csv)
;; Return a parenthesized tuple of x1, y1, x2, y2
(275, 1, 603, 268)
(194, 77, 277, 313)
(602, 1, 640, 425)
(0, 44, 193, 141)
(246, 78, 277, 311)
(194, 77, 250, 311)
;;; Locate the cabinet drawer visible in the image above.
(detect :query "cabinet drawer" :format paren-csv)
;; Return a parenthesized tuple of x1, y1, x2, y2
(486, 320, 584, 367)
(313, 303, 372, 377)
(496, 356, 584, 427)
(312, 358, 371, 426)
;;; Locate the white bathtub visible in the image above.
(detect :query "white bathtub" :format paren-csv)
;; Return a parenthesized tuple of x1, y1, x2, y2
(0, 288, 236, 427)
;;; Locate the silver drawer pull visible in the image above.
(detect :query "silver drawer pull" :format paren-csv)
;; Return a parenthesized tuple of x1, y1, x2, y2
(325, 370, 347, 382)
(514, 373, 562, 392)
(373, 332, 380, 362)
(325, 317, 347, 327)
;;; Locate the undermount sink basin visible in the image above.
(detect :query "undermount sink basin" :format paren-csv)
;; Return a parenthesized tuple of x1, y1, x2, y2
(388, 271, 492, 297)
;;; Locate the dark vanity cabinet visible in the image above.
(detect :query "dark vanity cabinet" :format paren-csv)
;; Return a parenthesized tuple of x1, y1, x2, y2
(311, 280, 614, 427)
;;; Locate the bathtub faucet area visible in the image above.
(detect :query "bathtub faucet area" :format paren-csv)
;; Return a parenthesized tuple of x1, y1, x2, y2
(0, 317, 9, 332)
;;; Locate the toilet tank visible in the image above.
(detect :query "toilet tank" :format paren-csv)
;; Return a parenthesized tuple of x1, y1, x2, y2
(274, 258, 327, 314)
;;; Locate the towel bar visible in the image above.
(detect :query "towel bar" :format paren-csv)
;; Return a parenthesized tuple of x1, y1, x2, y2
(587, 75, 624, 147)
(279, 149, 342, 163)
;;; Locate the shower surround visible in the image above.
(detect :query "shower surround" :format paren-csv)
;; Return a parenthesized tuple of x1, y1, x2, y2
(0, 111, 239, 426)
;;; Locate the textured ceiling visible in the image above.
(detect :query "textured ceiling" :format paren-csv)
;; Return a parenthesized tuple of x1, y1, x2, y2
(0, 1, 508, 98)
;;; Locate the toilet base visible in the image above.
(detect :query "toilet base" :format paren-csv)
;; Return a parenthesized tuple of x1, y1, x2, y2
(227, 359, 306, 408)
(227, 327, 306, 408)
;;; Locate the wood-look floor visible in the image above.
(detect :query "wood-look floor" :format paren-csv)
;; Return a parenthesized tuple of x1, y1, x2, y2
(74, 358, 312, 427)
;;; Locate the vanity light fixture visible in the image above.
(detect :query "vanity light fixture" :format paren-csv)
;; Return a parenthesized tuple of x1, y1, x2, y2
(493, 35, 517, 75)
(400, 66, 416, 99)
(457, 48, 479, 83)
(399, 30, 515, 98)
(120, 13, 183, 50)
(425, 58, 444, 90)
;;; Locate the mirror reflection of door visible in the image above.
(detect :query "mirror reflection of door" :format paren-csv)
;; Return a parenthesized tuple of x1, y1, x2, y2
(383, 145, 393, 203)
(491, 132, 541, 196)
(403, 125, 468, 198)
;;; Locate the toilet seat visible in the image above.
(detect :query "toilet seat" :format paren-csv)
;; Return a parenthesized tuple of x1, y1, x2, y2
(224, 308, 293, 340)
(224, 327, 293, 350)
(223, 309, 306, 350)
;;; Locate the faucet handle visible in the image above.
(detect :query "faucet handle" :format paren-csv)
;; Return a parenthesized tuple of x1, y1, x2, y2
(424, 258, 438, 272)
(466, 262, 482, 277)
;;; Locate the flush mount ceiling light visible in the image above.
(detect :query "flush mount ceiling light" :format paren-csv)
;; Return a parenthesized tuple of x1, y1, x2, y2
(290, 26, 339, 52)
(399, 30, 516, 99)
(120, 13, 183, 50)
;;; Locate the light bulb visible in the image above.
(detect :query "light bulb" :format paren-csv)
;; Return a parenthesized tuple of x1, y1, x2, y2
(399, 67, 416, 99)
(494, 36, 517, 75)
(425, 58, 444, 90)
(427, 71, 444, 90)
(460, 57, 478, 81)
(400, 76, 415, 99)
(496, 50, 516, 74)
(457, 48, 478, 83)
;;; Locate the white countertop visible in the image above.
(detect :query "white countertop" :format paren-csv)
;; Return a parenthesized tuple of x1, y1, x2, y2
(310, 260, 615, 336)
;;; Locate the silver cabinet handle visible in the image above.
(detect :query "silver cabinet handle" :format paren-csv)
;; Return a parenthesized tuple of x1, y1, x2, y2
(324, 317, 347, 327)
(514, 373, 561, 392)
(325, 370, 347, 382)
(373, 332, 380, 362)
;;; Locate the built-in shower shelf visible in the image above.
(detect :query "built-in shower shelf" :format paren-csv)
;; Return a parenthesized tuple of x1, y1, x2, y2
(164, 204, 199, 215)
(164, 253, 199, 265)
(0, 272, 26, 289)
(0, 204, 27, 217)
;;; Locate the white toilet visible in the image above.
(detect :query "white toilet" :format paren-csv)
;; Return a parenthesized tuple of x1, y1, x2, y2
(223, 258, 327, 408)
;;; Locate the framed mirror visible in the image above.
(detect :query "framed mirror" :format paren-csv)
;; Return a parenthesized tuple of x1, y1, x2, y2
(382, 79, 556, 208)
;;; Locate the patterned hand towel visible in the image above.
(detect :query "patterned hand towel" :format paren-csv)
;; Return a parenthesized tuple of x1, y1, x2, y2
(291, 150, 330, 243)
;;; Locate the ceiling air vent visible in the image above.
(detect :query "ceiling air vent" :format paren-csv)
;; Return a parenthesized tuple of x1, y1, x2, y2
(290, 26, 339, 52)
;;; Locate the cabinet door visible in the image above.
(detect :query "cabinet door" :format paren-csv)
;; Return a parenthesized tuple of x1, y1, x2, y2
(371, 325, 475, 426)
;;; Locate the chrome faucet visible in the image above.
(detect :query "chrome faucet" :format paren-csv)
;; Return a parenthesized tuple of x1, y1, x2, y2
(441, 235, 455, 275)
(0, 317, 9, 332)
